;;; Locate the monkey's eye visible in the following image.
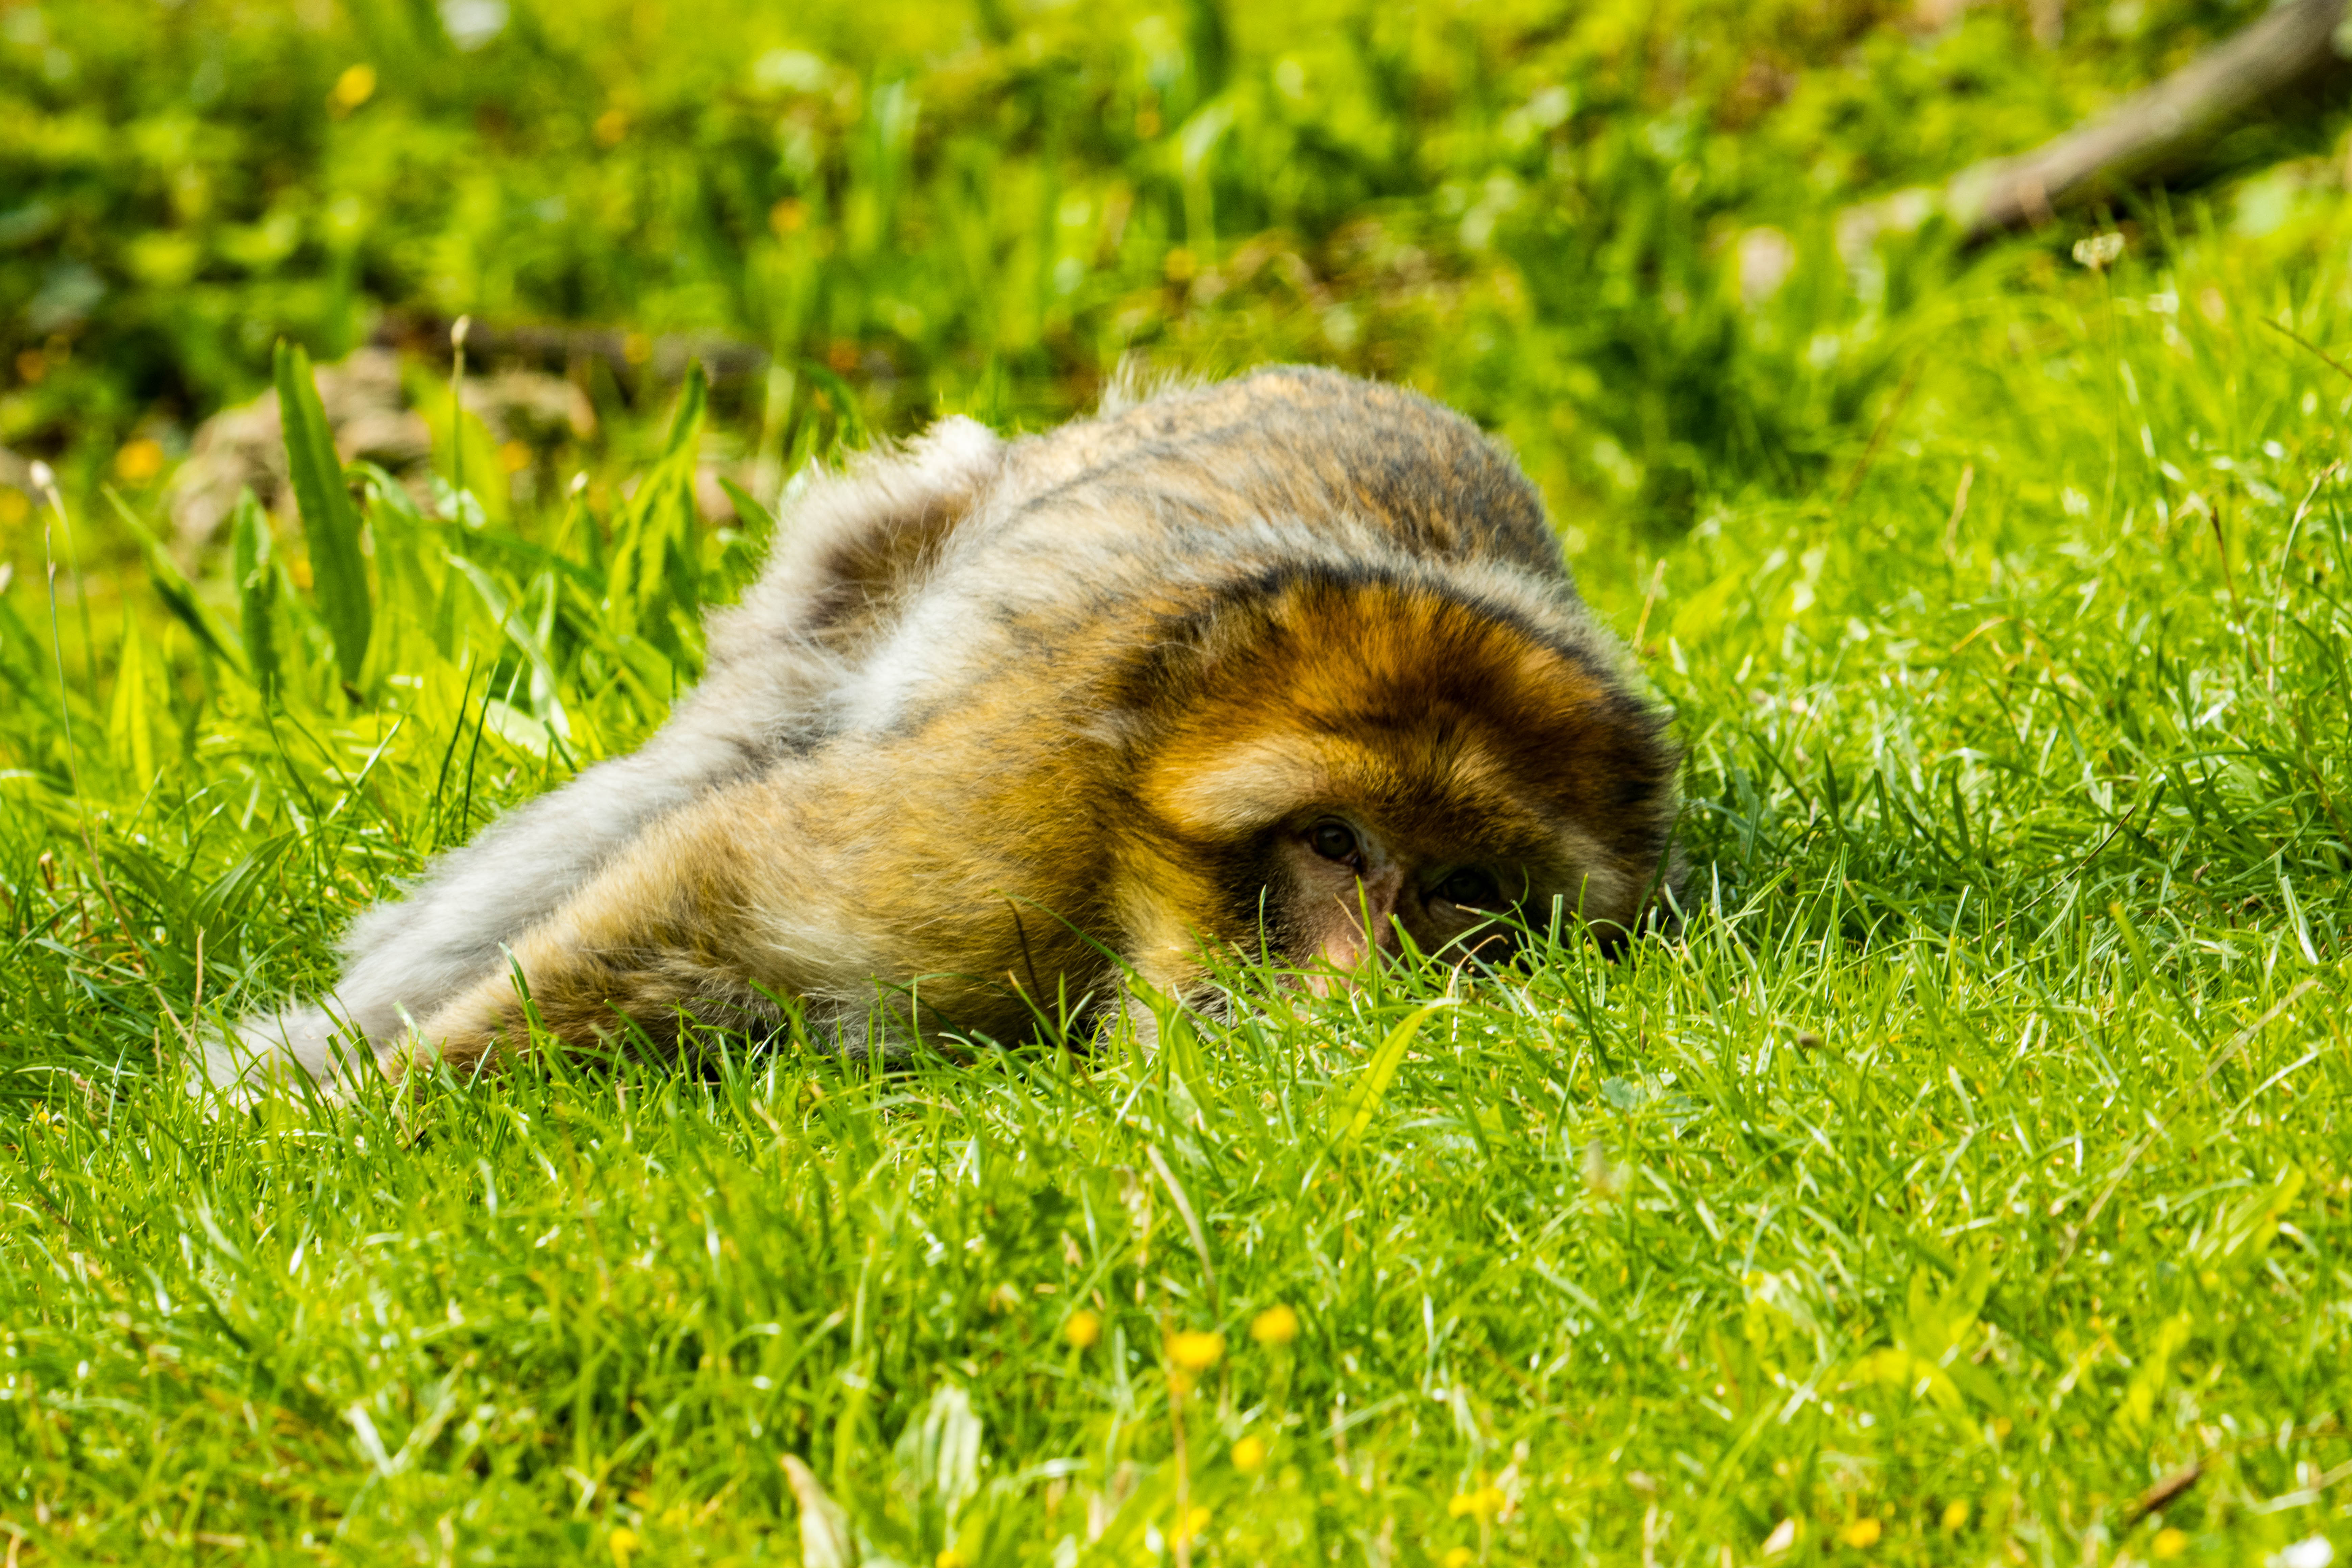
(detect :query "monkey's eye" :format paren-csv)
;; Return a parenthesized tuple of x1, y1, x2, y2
(1307, 821, 1359, 863)
(1436, 868, 1499, 909)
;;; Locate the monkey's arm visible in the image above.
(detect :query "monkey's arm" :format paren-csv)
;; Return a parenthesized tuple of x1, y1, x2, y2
(218, 702, 783, 1099)
(387, 753, 1065, 1079)
(390, 788, 792, 1078)
(306, 417, 1005, 1058)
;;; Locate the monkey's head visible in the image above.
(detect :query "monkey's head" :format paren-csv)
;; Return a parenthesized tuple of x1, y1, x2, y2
(1108, 568, 1679, 991)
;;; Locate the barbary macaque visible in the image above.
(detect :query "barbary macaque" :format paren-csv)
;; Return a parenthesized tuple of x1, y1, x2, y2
(229, 366, 1678, 1089)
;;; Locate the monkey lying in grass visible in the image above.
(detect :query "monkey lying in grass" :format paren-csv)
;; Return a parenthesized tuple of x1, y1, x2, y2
(230, 366, 1679, 1091)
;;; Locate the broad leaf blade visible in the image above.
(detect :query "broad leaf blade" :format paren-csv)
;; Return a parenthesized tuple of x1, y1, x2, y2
(273, 339, 372, 686)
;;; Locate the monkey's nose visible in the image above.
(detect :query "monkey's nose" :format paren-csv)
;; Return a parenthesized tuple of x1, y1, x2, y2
(1316, 868, 1405, 972)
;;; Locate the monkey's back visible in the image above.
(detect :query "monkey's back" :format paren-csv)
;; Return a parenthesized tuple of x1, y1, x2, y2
(991, 367, 1563, 578)
(825, 367, 1594, 741)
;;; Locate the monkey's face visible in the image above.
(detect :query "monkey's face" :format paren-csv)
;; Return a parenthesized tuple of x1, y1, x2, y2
(1112, 571, 1678, 990)
(1266, 809, 1521, 978)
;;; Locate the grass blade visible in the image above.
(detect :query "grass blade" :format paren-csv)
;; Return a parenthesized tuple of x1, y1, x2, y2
(103, 486, 241, 673)
(273, 339, 372, 688)
(1336, 998, 1453, 1154)
(229, 490, 279, 701)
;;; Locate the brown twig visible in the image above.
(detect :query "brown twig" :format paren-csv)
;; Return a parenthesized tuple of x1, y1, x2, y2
(1953, 0, 2350, 239)
(2128, 1462, 2203, 1525)
(1842, 0, 2352, 246)
(372, 311, 771, 384)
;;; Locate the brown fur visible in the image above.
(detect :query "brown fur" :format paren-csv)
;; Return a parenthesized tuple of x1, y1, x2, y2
(267, 367, 1679, 1083)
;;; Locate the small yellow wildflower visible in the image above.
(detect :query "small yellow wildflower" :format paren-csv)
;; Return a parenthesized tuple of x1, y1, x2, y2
(1064, 1309, 1101, 1349)
(1174, 1505, 1209, 1543)
(1940, 1500, 1969, 1532)
(1167, 1329, 1224, 1372)
(936, 1550, 968, 1568)
(1251, 1303, 1299, 1345)
(1838, 1517, 1881, 1548)
(594, 108, 631, 146)
(1447, 1486, 1505, 1520)
(608, 1526, 642, 1568)
(1443, 1549, 1476, 1568)
(1230, 1435, 1267, 1473)
(114, 440, 165, 485)
(2152, 1529, 2189, 1560)
(332, 64, 376, 111)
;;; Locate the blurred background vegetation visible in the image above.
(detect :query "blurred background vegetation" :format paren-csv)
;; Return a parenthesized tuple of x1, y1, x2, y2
(7, 0, 2351, 560)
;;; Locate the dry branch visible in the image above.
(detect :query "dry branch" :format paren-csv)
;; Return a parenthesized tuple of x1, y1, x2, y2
(370, 311, 773, 384)
(1851, 0, 2352, 246)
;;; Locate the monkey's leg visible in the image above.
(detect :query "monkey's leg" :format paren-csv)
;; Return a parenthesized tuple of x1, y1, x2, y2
(329, 694, 777, 1053)
(389, 792, 790, 1079)
(378, 760, 949, 1081)
(397, 934, 786, 1081)
(316, 417, 1004, 1057)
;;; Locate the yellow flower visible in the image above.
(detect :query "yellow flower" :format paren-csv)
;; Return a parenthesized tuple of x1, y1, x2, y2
(1174, 1505, 1209, 1543)
(1447, 1486, 1505, 1520)
(1167, 1330, 1224, 1372)
(1940, 1500, 1969, 1532)
(1251, 1303, 1299, 1345)
(1838, 1517, 1881, 1548)
(114, 440, 166, 485)
(936, 1550, 968, 1568)
(1443, 1549, 1476, 1568)
(608, 1527, 642, 1568)
(1064, 1309, 1101, 1349)
(331, 64, 376, 111)
(2152, 1529, 2189, 1560)
(594, 108, 630, 147)
(1230, 1435, 1267, 1473)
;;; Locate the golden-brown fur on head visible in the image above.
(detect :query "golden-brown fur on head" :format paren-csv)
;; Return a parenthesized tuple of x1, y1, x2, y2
(1112, 565, 1677, 981)
(229, 364, 1681, 1090)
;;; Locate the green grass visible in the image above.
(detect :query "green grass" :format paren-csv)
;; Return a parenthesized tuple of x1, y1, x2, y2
(6, 222, 2352, 1562)
(9, 2, 2352, 1562)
